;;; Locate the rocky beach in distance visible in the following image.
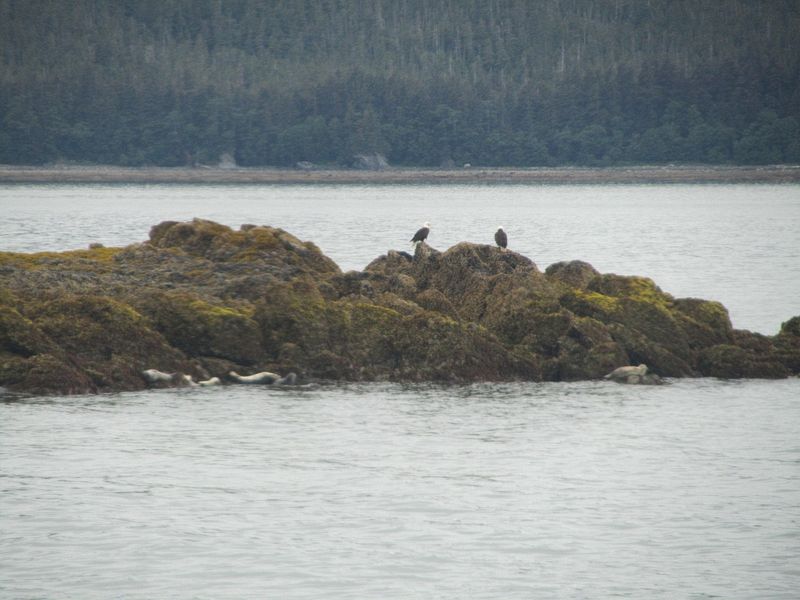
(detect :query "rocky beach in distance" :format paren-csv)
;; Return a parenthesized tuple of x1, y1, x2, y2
(1, 218, 798, 396)
(2, 164, 800, 185)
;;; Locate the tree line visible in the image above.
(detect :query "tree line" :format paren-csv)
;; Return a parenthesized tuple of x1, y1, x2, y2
(1, 0, 798, 166)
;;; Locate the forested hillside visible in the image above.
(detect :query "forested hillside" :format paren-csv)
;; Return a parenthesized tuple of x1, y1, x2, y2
(1, 0, 799, 167)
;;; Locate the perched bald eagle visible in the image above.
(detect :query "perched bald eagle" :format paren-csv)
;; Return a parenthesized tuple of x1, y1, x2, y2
(494, 226, 508, 249)
(411, 222, 431, 244)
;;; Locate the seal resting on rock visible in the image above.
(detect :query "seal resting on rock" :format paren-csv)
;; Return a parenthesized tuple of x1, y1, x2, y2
(604, 364, 664, 385)
(228, 370, 298, 385)
(604, 364, 647, 382)
(229, 370, 280, 384)
(197, 376, 221, 386)
(142, 368, 174, 383)
(142, 369, 189, 385)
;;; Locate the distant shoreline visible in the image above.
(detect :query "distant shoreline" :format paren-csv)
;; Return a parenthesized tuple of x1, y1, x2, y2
(1, 164, 799, 185)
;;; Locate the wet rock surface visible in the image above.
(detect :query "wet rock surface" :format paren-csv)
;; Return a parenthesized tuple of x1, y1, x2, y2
(1, 219, 798, 394)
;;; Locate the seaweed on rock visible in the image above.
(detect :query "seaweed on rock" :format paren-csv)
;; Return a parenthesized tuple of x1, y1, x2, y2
(1, 219, 798, 394)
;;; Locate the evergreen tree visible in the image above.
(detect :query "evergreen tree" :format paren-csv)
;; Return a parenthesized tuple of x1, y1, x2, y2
(0, 0, 798, 166)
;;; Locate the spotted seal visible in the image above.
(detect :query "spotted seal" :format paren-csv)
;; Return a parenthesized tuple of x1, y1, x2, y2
(604, 364, 647, 382)
(229, 370, 280, 384)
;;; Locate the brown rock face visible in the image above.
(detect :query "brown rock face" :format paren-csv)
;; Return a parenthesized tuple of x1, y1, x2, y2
(1, 219, 798, 395)
(148, 218, 339, 276)
(545, 260, 600, 289)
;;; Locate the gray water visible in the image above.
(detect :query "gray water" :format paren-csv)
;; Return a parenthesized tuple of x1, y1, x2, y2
(2, 380, 799, 599)
(1, 183, 799, 333)
(1, 183, 800, 598)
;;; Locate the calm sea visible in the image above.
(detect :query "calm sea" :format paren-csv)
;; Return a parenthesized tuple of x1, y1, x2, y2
(1, 183, 799, 598)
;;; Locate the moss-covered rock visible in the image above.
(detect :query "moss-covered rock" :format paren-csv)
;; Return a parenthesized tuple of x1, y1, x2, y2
(0, 246, 122, 272)
(253, 281, 538, 382)
(25, 295, 195, 391)
(590, 277, 688, 354)
(588, 274, 673, 306)
(607, 323, 696, 377)
(0, 353, 93, 395)
(779, 316, 800, 337)
(149, 218, 340, 276)
(0, 305, 57, 358)
(413, 243, 539, 319)
(382, 313, 541, 382)
(373, 292, 423, 316)
(697, 343, 789, 379)
(330, 270, 377, 300)
(773, 317, 800, 373)
(488, 303, 568, 353)
(561, 289, 620, 322)
(135, 291, 265, 365)
(614, 297, 691, 357)
(415, 289, 460, 320)
(545, 260, 599, 289)
(555, 317, 629, 380)
(560, 274, 698, 374)
(1, 219, 797, 394)
(364, 250, 414, 277)
(0, 304, 89, 394)
(673, 298, 734, 349)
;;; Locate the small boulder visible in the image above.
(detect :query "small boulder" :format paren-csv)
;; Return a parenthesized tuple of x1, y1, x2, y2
(545, 260, 599, 289)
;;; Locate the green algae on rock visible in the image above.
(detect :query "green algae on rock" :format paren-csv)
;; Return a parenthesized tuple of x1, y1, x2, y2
(1, 219, 798, 395)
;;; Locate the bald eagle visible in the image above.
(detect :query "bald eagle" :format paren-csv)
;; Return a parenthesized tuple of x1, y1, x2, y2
(411, 222, 431, 245)
(494, 226, 508, 249)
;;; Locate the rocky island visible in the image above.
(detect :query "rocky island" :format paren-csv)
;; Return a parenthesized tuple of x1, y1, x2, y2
(1, 218, 798, 395)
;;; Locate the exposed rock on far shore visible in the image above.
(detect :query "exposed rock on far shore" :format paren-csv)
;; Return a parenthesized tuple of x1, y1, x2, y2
(352, 153, 389, 170)
(1, 219, 798, 395)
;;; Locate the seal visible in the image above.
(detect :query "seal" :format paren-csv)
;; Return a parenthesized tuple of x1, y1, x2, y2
(604, 364, 648, 382)
(197, 376, 222, 386)
(142, 369, 197, 387)
(142, 368, 180, 383)
(229, 370, 280, 384)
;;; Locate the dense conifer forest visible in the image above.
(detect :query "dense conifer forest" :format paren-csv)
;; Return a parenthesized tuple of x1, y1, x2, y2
(1, 0, 799, 167)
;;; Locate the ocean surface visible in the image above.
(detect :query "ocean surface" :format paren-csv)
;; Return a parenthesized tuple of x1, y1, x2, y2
(1, 183, 800, 598)
(2, 381, 799, 599)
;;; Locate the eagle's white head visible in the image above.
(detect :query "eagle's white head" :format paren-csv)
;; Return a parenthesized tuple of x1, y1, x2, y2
(423, 221, 431, 228)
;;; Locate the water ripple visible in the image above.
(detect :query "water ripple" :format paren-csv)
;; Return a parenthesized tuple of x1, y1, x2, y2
(2, 380, 800, 598)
